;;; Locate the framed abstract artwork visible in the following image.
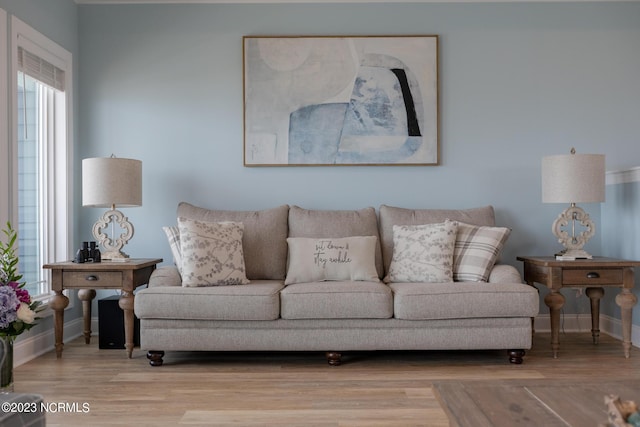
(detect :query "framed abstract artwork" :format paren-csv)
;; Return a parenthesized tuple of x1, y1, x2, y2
(243, 35, 439, 166)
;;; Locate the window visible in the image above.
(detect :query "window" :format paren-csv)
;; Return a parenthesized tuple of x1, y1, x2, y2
(9, 17, 73, 302)
(0, 9, 8, 230)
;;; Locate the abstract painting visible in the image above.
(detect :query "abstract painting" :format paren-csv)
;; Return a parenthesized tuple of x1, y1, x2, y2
(243, 35, 439, 166)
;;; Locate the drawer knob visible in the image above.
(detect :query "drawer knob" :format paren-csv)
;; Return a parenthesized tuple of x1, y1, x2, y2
(586, 272, 600, 279)
(85, 275, 98, 281)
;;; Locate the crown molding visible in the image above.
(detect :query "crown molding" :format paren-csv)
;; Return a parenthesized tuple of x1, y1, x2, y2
(606, 166, 640, 185)
(74, 0, 640, 4)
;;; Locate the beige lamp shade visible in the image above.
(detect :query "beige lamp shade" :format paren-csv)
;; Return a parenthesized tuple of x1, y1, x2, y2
(82, 157, 142, 207)
(541, 153, 605, 204)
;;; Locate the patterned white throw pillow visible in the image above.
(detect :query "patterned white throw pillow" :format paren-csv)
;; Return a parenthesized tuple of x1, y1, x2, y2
(453, 222, 511, 282)
(285, 236, 380, 285)
(178, 217, 250, 287)
(385, 220, 458, 283)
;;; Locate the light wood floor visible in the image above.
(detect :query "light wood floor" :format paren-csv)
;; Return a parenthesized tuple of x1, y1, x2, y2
(13, 332, 640, 426)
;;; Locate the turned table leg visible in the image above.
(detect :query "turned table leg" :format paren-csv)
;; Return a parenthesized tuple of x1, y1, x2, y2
(585, 287, 604, 344)
(616, 289, 638, 358)
(119, 291, 135, 359)
(77, 289, 97, 344)
(544, 290, 565, 358)
(50, 291, 70, 358)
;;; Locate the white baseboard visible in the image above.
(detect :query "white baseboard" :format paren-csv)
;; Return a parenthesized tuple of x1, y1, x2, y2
(13, 315, 640, 366)
(14, 317, 85, 367)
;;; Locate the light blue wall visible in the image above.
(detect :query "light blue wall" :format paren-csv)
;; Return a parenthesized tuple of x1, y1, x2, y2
(77, 2, 640, 316)
(602, 174, 640, 327)
(4, 1, 639, 325)
(0, 0, 77, 51)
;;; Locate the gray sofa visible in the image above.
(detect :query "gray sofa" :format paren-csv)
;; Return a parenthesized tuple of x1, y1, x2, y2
(134, 203, 539, 366)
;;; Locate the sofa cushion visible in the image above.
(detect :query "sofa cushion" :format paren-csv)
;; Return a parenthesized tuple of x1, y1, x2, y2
(178, 218, 250, 287)
(379, 205, 496, 274)
(177, 202, 289, 280)
(385, 221, 458, 283)
(389, 281, 539, 320)
(285, 236, 380, 285)
(453, 222, 511, 282)
(288, 206, 383, 278)
(280, 281, 393, 319)
(135, 280, 284, 321)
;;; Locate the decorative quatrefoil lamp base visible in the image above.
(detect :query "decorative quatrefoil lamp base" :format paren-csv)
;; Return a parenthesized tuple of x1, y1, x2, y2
(551, 204, 596, 259)
(92, 208, 134, 260)
(82, 156, 142, 261)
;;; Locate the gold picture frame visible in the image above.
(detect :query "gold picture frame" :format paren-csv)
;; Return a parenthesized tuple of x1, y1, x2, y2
(243, 35, 439, 166)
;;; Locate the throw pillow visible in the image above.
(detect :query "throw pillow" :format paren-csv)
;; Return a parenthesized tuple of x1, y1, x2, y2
(285, 236, 380, 285)
(178, 217, 250, 287)
(453, 222, 511, 282)
(385, 220, 458, 283)
(162, 226, 182, 271)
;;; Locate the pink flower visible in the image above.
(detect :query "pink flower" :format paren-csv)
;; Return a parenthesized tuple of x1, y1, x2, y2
(8, 281, 30, 305)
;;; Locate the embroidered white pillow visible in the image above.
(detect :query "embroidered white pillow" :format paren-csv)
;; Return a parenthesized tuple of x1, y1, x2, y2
(453, 222, 511, 282)
(285, 236, 380, 285)
(178, 217, 250, 287)
(385, 220, 458, 283)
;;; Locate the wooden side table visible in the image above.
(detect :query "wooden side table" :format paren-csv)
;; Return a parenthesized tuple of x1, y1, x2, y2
(517, 256, 640, 358)
(43, 258, 162, 359)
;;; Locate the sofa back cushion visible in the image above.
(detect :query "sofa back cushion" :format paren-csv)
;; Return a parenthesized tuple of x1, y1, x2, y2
(288, 206, 384, 278)
(177, 202, 289, 280)
(378, 205, 496, 275)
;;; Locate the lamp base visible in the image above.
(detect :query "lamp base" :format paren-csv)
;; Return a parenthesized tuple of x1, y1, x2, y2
(551, 204, 596, 260)
(92, 208, 134, 261)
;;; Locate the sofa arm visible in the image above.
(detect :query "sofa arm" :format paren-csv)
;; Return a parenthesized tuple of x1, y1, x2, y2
(148, 265, 182, 287)
(488, 264, 523, 284)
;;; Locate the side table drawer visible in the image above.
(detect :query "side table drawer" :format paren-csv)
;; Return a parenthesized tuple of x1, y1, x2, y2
(562, 268, 623, 285)
(63, 271, 123, 288)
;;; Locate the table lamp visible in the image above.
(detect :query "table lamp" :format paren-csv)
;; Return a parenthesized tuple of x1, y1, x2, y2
(82, 156, 142, 261)
(541, 148, 605, 260)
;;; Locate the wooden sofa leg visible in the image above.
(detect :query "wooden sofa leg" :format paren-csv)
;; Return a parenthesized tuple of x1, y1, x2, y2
(326, 351, 342, 366)
(147, 350, 165, 366)
(508, 349, 525, 364)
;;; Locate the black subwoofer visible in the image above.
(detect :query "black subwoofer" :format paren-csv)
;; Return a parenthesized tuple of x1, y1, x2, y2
(98, 295, 140, 349)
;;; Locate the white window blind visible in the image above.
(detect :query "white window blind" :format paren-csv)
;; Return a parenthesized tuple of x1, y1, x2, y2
(17, 46, 65, 92)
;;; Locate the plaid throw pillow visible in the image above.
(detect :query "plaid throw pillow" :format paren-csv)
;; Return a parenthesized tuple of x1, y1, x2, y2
(162, 226, 182, 272)
(453, 222, 511, 282)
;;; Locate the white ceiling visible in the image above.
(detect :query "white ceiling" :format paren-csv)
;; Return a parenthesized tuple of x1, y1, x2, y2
(74, 0, 639, 4)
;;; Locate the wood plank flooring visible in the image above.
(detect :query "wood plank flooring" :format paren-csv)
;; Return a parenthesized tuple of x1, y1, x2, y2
(13, 332, 640, 426)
